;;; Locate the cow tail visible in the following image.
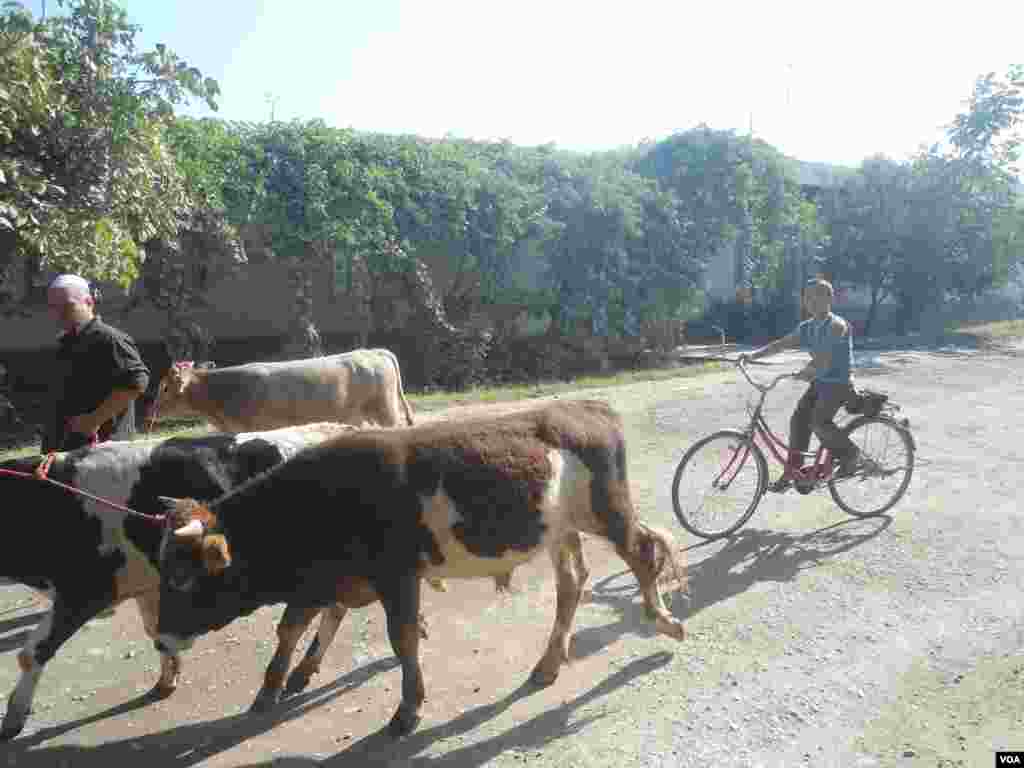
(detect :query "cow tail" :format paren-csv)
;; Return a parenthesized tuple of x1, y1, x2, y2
(636, 521, 688, 602)
(387, 350, 415, 426)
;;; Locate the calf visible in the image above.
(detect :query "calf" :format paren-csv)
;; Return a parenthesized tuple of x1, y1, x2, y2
(156, 399, 687, 737)
(151, 348, 415, 432)
(0, 422, 407, 740)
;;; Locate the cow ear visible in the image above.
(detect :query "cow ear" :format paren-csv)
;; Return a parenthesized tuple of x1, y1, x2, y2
(201, 534, 231, 575)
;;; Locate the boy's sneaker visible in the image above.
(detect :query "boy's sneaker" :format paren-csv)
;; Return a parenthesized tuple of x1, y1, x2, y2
(768, 477, 793, 493)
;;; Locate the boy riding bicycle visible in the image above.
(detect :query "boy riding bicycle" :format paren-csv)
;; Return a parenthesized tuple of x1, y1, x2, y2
(739, 278, 869, 492)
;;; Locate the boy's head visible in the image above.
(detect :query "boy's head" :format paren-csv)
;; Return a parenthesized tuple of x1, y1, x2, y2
(803, 278, 834, 317)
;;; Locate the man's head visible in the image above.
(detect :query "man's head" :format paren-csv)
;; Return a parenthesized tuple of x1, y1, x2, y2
(47, 274, 95, 332)
(803, 278, 834, 318)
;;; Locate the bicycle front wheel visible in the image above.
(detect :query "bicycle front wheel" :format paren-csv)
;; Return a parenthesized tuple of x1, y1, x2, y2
(829, 416, 915, 517)
(672, 430, 767, 540)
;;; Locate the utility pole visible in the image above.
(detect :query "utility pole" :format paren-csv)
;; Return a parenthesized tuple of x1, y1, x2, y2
(264, 92, 279, 123)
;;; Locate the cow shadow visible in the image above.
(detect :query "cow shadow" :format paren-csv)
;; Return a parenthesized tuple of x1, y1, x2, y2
(318, 650, 671, 766)
(0, 610, 48, 653)
(3, 652, 671, 768)
(1, 657, 400, 767)
(570, 515, 892, 660)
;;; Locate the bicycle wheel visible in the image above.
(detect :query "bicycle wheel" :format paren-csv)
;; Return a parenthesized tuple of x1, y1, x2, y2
(829, 416, 914, 517)
(672, 429, 768, 540)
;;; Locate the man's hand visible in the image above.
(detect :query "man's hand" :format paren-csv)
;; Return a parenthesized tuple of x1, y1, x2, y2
(67, 387, 144, 438)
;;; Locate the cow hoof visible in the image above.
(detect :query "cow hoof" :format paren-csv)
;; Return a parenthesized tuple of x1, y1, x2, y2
(529, 663, 559, 687)
(148, 682, 176, 700)
(0, 714, 25, 742)
(249, 688, 282, 713)
(387, 708, 421, 739)
(284, 670, 313, 696)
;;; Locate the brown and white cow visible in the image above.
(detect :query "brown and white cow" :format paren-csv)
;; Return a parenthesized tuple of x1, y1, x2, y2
(155, 399, 687, 737)
(151, 348, 415, 433)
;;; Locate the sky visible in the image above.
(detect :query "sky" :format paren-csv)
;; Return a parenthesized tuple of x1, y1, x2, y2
(22, 0, 1024, 168)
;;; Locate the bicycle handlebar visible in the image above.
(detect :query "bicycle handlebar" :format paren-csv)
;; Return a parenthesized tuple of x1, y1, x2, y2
(735, 356, 799, 394)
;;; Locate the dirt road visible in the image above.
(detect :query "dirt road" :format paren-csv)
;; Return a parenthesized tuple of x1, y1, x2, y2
(2, 342, 1022, 767)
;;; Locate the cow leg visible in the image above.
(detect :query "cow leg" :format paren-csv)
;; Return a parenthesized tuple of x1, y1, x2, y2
(251, 603, 320, 713)
(285, 602, 348, 696)
(377, 573, 425, 738)
(570, 531, 590, 595)
(2, 602, 55, 741)
(3, 592, 107, 740)
(616, 523, 686, 641)
(134, 592, 180, 698)
(531, 531, 586, 686)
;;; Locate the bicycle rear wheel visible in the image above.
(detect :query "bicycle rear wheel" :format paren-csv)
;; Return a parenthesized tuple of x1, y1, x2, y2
(672, 429, 767, 540)
(828, 416, 914, 517)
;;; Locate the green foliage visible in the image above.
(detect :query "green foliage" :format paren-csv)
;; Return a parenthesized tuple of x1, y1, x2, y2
(0, 0, 218, 291)
(820, 65, 1023, 334)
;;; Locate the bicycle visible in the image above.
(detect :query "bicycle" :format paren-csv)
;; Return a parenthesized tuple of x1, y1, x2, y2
(671, 357, 916, 540)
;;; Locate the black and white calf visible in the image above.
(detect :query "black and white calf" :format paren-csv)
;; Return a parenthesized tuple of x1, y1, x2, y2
(0, 422, 354, 740)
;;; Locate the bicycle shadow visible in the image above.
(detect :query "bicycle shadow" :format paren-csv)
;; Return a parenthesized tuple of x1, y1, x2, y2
(572, 515, 891, 659)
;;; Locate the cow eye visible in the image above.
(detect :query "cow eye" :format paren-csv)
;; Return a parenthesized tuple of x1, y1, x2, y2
(169, 573, 196, 593)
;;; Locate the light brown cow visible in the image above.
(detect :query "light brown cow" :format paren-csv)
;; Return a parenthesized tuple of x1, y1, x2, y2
(151, 348, 415, 433)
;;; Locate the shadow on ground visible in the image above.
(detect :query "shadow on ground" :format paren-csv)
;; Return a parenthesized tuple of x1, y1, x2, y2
(3, 651, 672, 768)
(0, 610, 48, 653)
(2, 657, 399, 766)
(574, 515, 892, 660)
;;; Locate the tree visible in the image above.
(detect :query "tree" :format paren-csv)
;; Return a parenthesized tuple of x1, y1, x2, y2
(820, 156, 915, 337)
(820, 66, 1022, 334)
(0, 0, 219, 306)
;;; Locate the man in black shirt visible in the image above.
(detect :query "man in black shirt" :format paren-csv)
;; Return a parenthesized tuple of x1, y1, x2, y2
(42, 274, 150, 453)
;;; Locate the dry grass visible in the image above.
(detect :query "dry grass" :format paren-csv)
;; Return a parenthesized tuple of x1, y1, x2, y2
(950, 318, 1024, 343)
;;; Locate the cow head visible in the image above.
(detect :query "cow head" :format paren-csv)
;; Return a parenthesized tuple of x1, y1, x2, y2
(157, 496, 231, 585)
(152, 361, 198, 420)
(155, 495, 238, 652)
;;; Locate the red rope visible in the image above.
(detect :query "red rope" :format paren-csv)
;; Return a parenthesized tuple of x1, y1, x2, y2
(0, 455, 167, 525)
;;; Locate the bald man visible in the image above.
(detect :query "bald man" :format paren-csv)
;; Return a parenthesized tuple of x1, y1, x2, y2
(43, 274, 150, 452)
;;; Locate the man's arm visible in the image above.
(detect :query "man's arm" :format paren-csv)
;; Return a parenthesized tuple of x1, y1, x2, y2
(746, 329, 801, 361)
(67, 385, 146, 436)
(67, 332, 149, 436)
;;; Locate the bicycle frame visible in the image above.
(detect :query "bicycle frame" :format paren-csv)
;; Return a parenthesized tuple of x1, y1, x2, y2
(730, 359, 835, 491)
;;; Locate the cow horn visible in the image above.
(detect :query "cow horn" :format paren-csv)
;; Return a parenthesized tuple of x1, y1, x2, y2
(173, 519, 205, 539)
